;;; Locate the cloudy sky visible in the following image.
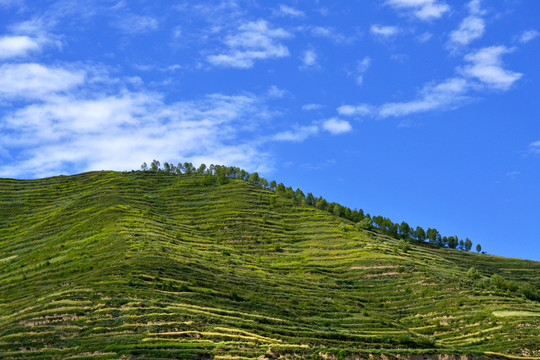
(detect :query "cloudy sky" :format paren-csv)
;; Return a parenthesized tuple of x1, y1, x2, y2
(1, 0, 539, 260)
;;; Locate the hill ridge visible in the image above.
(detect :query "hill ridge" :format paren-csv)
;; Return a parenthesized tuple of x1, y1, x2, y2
(0, 170, 539, 359)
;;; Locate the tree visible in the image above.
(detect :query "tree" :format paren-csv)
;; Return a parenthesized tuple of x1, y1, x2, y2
(476, 243, 482, 253)
(466, 267, 480, 280)
(269, 180, 277, 191)
(295, 188, 305, 203)
(284, 186, 296, 200)
(140, 162, 148, 171)
(315, 197, 328, 211)
(415, 226, 426, 242)
(426, 228, 439, 245)
(357, 217, 373, 230)
(464, 238, 472, 252)
(248, 172, 260, 184)
(176, 162, 185, 174)
(447, 236, 458, 249)
(150, 159, 161, 171)
(306, 192, 315, 206)
(333, 203, 344, 217)
(197, 164, 207, 174)
(399, 221, 411, 239)
(163, 162, 172, 173)
(183, 162, 195, 174)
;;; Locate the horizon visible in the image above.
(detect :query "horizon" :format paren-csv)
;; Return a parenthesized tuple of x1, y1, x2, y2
(0, 1, 539, 260)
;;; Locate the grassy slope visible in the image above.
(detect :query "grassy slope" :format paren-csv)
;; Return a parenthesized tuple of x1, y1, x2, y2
(0, 171, 538, 360)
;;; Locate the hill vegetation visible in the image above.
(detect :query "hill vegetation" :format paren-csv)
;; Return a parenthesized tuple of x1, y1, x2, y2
(142, 161, 478, 254)
(0, 166, 539, 359)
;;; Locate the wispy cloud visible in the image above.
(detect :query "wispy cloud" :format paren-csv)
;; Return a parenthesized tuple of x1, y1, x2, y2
(448, 0, 485, 47)
(114, 14, 159, 34)
(352, 56, 371, 85)
(1, 19, 62, 58)
(528, 140, 540, 155)
(518, 30, 539, 44)
(322, 118, 352, 134)
(301, 103, 323, 111)
(0, 35, 41, 59)
(273, 125, 318, 142)
(379, 78, 469, 117)
(0, 62, 277, 178)
(459, 46, 522, 90)
(370, 25, 401, 39)
(277, 4, 304, 18)
(310, 26, 353, 44)
(207, 20, 291, 68)
(0, 63, 85, 99)
(385, 0, 450, 21)
(300, 49, 318, 69)
(417, 32, 433, 43)
(266, 85, 286, 98)
(376, 45, 522, 117)
(337, 104, 373, 117)
(0, 0, 23, 8)
(449, 17, 484, 46)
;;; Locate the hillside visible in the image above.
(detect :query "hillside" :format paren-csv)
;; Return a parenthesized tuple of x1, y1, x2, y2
(0, 170, 539, 360)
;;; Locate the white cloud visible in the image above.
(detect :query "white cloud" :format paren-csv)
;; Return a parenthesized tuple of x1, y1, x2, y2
(337, 104, 373, 117)
(301, 49, 318, 68)
(273, 125, 318, 142)
(379, 78, 469, 117)
(529, 140, 540, 155)
(0, 63, 86, 99)
(0, 61, 279, 178)
(0, 0, 23, 7)
(207, 20, 291, 68)
(519, 30, 539, 44)
(448, 0, 485, 47)
(385, 0, 450, 21)
(449, 16, 485, 46)
(322, 118, 352, 134)
(459, 46, 522, 90)
(417, 32, 433, 42)
(114, 14, 159, 34)
(0, 35, 40, 59)
(301, 103, 323, 111)
(353, 56, 371, 85)
(376, 45, 523, 118)
(370, 25, 401, 38)
(267, 85, 286, 98)
(277, 4, 304, 17)
(467, 0, 484, 15)
(310, 26, 352, 44)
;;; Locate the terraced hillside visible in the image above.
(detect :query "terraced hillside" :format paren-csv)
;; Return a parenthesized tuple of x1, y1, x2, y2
(0, 170, 539, 360)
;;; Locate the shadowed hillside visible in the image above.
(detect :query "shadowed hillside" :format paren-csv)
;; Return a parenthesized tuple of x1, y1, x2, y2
(0, 170, 538, 359)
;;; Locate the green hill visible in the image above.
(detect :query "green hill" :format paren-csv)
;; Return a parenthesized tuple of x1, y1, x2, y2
(0, 170, 539, 360)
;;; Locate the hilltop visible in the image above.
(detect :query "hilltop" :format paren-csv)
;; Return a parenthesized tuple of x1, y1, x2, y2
(0, 169, 539, 360)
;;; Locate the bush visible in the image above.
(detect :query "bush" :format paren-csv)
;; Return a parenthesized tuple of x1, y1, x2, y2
(398, 240, 411, 253)
(519, 283, 539, 301)
(466, 267, 480, 280)
(356, 217, 373, 230)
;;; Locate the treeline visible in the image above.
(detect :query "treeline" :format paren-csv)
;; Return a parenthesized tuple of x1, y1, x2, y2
(138, 160, 481, 253)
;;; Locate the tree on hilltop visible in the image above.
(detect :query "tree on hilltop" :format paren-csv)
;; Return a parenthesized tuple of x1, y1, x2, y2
(415, 226, 426, 242)
(150, 160, 161, 171)
(463, 238, 472, 251)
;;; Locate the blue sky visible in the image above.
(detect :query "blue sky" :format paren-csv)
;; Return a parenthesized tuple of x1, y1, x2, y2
(1, 0, 539, 260)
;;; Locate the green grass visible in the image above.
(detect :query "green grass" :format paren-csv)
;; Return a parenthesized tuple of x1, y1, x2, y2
(0, 170, 539, 359)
